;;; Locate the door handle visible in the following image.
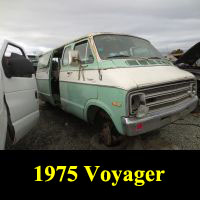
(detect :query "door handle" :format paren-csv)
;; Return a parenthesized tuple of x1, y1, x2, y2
(67, 72, 73, 75)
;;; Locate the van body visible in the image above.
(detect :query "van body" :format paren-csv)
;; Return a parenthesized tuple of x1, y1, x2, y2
(0, 40, 39, 149)
(36, 33, 198, 145)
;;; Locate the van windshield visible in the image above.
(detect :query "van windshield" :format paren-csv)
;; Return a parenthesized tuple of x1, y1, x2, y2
(94, 34, 162, 60)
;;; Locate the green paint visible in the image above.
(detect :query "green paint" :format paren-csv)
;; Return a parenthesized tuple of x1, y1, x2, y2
(60, 81, 98, 120)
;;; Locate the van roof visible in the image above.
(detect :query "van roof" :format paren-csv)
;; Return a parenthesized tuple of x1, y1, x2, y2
(39, 32, 149, 57)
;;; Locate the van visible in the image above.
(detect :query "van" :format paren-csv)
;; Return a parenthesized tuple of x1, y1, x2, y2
(0, 40, 39, 149)
(36, 33, 198, 146)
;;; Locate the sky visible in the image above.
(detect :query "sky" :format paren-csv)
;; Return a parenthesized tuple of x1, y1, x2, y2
(0, 0, 200, 55)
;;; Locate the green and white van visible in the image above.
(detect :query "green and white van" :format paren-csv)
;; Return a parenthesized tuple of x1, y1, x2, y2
(36, 33, 198, 146)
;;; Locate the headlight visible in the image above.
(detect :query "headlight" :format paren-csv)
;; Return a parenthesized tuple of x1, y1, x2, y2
(136, 104, 149, 118)
(130, 93, 149, 118)
(189, 82, 197, 96)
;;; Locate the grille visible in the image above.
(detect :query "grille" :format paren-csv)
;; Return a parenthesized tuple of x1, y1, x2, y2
(129, 80, 195, 113)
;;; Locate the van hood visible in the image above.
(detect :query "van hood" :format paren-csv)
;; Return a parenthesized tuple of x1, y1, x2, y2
(175, 42, 200, 65)
(101, 65, 195, 91)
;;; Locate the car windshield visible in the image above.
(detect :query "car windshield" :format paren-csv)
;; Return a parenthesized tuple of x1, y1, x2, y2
(94, 34, 162, 60)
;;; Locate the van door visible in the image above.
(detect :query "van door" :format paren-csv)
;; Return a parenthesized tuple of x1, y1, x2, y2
(0, 40, 39, 143)
(59, 45, 72, 110)
(0, 69, 7, 149)
(60, 40, 98, 119)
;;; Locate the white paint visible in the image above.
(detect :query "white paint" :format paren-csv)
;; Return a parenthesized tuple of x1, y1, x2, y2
(60, 65, 195, 91)
(0, 70, 7, 149)
(0, 40, 39, 149)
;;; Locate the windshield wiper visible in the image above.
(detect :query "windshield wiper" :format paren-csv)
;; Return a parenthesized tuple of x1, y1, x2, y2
(107, 55, 131, 59)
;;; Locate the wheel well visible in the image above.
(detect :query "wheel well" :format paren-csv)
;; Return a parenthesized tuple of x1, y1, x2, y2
(87, 105, 120, 144)
(87, 105, 100, 124)
(87, 105, 111, 124)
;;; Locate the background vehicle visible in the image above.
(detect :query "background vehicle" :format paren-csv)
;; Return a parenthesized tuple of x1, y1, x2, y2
(0, 40, 39, 150)
(36, 33, 198, 146)
(174, 42, 200, 99)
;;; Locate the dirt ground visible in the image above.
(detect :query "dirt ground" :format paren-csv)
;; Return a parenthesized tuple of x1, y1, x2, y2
(11, 101, 200, 150)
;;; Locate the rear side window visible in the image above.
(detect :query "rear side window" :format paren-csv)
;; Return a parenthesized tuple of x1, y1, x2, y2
(38, 52, 51, 69)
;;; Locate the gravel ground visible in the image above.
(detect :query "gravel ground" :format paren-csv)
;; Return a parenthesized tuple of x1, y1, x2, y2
(11, 101, 200, 150)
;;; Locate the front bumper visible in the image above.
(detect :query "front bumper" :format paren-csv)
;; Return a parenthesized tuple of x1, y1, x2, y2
(122, 96, 198, 136)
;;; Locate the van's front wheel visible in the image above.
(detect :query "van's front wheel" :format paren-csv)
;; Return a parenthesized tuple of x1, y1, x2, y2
(99, 120, 113, 146)
(96, 112, 123, 146)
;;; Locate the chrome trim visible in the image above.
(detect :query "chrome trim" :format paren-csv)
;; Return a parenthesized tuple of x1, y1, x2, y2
(147, 93, 190, 107)
(128, 80, 195, 115)
(145, 86, 190, 99)
(122, 96, 198, 136)
(129, 93, 146, 115)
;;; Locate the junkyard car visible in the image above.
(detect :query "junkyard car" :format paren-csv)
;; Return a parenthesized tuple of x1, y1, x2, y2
(174, 42, 200, 98)
(0, 40, 39, 149)
(36, 33, 198, 146)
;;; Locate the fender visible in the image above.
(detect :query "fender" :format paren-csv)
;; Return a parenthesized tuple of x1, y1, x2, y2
(84, 99, 124, 134)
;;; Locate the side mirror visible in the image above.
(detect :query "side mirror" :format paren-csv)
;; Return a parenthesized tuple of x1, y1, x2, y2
(7, 56, 35, 78)
(68, 50, 81, 67)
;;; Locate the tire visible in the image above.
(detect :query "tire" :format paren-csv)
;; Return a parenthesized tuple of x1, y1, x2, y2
(95, 111, 124, 147)
(90, 133, 128, 150)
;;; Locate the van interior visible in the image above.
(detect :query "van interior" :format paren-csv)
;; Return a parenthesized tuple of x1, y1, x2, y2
(50, 46, 64, 105)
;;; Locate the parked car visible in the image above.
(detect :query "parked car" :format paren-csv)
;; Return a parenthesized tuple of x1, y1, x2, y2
(174, 42, 200, 98)
(36, 33, 198, 146)
(0, 40, 39, 149)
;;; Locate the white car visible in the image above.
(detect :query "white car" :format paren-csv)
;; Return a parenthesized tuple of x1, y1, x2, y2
(0, 40, 39, 149)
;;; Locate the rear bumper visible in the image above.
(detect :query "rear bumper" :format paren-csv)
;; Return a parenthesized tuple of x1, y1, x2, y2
(122, 96, 198, 136)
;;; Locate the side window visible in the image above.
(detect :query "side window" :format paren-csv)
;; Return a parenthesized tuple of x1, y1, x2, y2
(2, 44, 34, 78)
(74, 41, 94, 64)
(38, 52, 51, 69)
(4, 44, 24, 57)
(63, 46, 71, 66)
